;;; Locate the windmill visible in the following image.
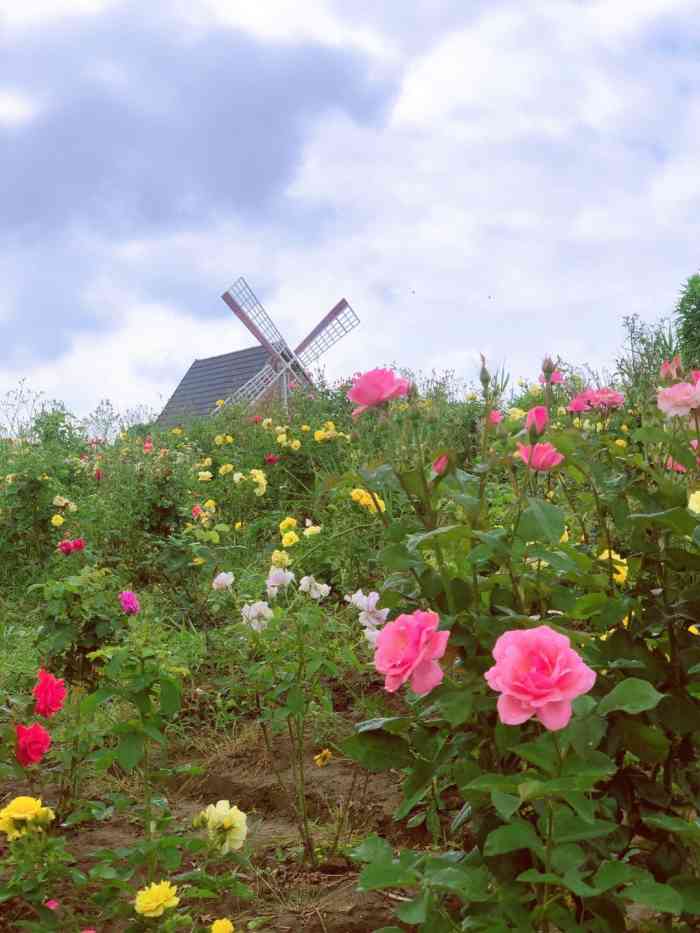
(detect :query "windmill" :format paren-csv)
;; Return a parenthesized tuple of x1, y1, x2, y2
(156, 277, 359, 425)
(216, 276, 360, 411)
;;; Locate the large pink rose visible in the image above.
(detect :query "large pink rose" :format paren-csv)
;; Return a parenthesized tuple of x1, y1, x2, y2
(485, 625, 596, 731)
(347, 369, 410, 419)
(590, 387, 625, 410)
(567, 390, 595, 413)
(657, 381, 700, 418)
(374, 609, 449, 695)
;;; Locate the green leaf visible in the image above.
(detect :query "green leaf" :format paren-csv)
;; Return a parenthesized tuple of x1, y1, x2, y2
(669, 876, 700, 915)
(618, 720, 670, 764)
(484, 820, 543, 856)
(158, 676, 181, 717)
(435, 685, 474, 726)
(518, 498, 565, 545)
(643, 814, 700, 841)
(491, 791, 520, 821)
(115, 732, 144, 771)
(355, 717, 410, 735)
(351, 834, 393, 863)
(341, 732, 412, 773)
(593, 860, 641, 892)
(512, 732, 560, 775)
(551, 810, 616, 844)
(598, 677, 665, 716)
(625, 880, 683, 914)
(357, 859, 418, 891)
(426, 865, 491, 901)
(396, 891, 429, 923)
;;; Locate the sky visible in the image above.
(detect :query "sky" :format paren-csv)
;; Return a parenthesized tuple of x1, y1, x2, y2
(1, 0, 699, 417)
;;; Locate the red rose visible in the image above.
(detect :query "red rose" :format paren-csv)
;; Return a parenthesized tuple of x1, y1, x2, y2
(33, 669, 67, 718)
(57, 540, 73, 556)
(16, 723, 52, 766)
(71, 538, 86, 552)
(264, 454, 280, 465)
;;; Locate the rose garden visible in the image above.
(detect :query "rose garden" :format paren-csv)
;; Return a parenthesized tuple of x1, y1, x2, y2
(2, 328, 700, 931)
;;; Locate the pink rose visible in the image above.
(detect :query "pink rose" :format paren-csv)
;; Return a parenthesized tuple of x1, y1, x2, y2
(484, 625, 596, 731)
(251, 415, 262, 423)
(665, 456, 687, 473)
(692, 370, 700, 385)
(516, 442, 564, 471)
(660, 355, 682, 380)
(539, 370, 563, 384)
(94, 468, 103, 481)
(590, 387, 624, 410)
(72, 538, 86, 552)
(45, 900, 60, 911)
(657, 381, 700, 418)
(347, 368, 410, 419)
(143, 437, 154, 453)
(374, 609, 449, 695)
(432, 454, 449, 475)
(567, 390, 595, 413)
(33, 669, 67, 718)
(16, 723, 52, 767)
(488, 410, 503, 425)
(526, 405, 549, 436)
(57, 540, 73, 556)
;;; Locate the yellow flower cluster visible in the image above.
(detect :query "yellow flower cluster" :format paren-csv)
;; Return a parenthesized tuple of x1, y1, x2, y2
(193, 800, 247, 855)
(314, 421, 349, 443)
(214, 434, 234, 446)
(351, 488, 386, 513)
(279, 516, 297, 532)
(0, 796, 55, 842)
(507, 407, 526, 421)
(249, 468, 267, 496)
(134, 880, 180, 918)
(170, 426, 184, 436)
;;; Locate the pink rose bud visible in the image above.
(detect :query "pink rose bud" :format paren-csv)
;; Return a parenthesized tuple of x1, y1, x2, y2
(488, 410, 503, 425)
(45, 900, 60, 911)
(525, 405, 549, 436)
(432, 454, 449, 475)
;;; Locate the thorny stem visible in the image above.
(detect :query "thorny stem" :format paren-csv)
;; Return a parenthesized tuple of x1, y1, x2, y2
(329, 769, 359, 857)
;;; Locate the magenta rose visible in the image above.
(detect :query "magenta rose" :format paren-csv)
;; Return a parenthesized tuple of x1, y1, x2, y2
(119, 590, 140, 615)
(484, 625, 596, 731)
(374, 609, 449, 695)
(347, 368, 410, 419)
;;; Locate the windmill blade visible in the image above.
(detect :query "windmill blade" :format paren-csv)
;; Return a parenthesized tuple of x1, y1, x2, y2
(213, 362, 282, 411)
(294, 299, 360, 368)
(221, 277, 292, 363)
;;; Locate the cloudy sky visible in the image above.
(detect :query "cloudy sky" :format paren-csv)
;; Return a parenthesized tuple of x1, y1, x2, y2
(1, 0, 699, 416)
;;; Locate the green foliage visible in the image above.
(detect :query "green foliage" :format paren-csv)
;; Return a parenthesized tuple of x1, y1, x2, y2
(675, 272, 700, 366)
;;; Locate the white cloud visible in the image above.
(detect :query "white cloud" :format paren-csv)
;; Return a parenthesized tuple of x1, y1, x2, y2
(173, 0, 398, 62)
(0, 0, 118, 29)
(0, 89, 40, 126)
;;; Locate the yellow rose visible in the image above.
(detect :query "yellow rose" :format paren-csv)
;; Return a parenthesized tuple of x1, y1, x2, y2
(281, 531, 299, 548)
(198, 471, 213, 482)
(195, 801, 247, 855)
(290, 439, 301, 451)
(271, 549, 290, 567)
(53, 495, 69, 507)
(171, 427, 183, 435)
(215, 399, 225, 408)
(301, 424, 310, 432)
(203, 499, 216, 512)
(192, 556, 205, 566)
(621, 424, 629, 433)
(214, 434, 226, 446)
(303, 525, 321, 537)
(225, 435, 234, 444)
(211, 920, 235, 933)
(507, 407, 526, 420)
(262, 418, 272, 429)
(234, 521, 244, 530)
(276, 433, 288, 446)
(219, 464, 234, 476)
(559, 527, 569, 543)
(614, 438, 627, 448)
(279, 517, 298, 532)
(314, 430, 327, 442)
(134, 881, 180, 918)
(598, 549, 628, 585)
(50, 514, 65, 527)
(688, 491, 700, 515)
(529, 384, 542, 395)
(313, 749, 333, 768)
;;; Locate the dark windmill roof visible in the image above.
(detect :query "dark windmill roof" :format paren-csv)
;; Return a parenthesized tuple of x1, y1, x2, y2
(157, 345, 269, 425)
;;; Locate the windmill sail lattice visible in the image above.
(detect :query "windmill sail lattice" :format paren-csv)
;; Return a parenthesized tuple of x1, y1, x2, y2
(216, 277, 359, 411)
